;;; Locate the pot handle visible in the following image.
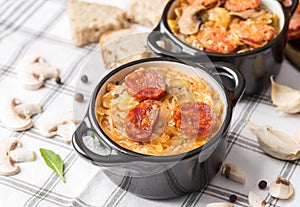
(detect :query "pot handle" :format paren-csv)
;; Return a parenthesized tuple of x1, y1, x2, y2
(283, 0, 299, 17)
(212, 62, 245, 106)
(148, 25, 208, 61)
(72, 116, 138, 165)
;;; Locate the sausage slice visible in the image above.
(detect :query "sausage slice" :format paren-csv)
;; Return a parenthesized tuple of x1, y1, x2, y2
(125, 100, 160, 142)
(173, 102, 217, 139)
(125, 70, 166, 100)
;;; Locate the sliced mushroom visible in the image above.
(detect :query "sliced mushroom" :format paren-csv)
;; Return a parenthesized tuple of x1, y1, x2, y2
(17, 55, 60, 90)
(247, 120, 300, 160)
(221, 163, 246, 184)
(0, 137, 20, 176)
(9, 149, 36, 162)
(230, 10, 265, 19)
(271, 76, 300, 113)
(38, 111, 79, 143)
(206, 202, 234, 207)
(269, 177, 294, 200)
(0, 98, 42, 131)
(56, 121, 77, 143)
(248, 191, 269, 207)
(178, 5, 205, 35)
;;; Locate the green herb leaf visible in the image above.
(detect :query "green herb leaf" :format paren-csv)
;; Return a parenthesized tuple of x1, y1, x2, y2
(39, 148, 66, 183)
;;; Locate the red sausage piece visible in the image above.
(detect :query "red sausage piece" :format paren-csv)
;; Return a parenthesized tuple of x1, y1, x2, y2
(125, 70, 166, 100)
(125, 100, 160, 142)
(173, 102, 217, 139)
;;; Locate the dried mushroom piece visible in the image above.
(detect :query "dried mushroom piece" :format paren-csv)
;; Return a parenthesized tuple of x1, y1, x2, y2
(178, 5, 205, 34)
(221, 163, 246, 184)
(247, 120, 300, 160)
(0, 97, 42, 131)
(269, 177, 294, 200)
(271, 76, 300, 114)
(17, 55, 60, 90)
(38, 111, 79, 143)
(206, 202, 234, 207)
(0, 137, 35, 176)
(248, 191, 269, 207)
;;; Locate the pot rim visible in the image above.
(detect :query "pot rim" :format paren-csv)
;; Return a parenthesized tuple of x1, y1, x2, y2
(160, 0, 290, 58)
(89, 57, 234, 162)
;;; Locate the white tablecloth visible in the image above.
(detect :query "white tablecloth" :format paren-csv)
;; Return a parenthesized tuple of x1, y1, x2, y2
(0, 0, 300, 206)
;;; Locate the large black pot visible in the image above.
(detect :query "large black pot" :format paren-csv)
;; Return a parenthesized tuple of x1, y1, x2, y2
(72, 57, 245, 199)
(148, 0, 298, 95)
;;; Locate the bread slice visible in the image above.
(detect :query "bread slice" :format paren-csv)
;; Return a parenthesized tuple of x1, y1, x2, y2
(99, 29, 139, 49)
(100, 31, 154, 70)
(66, 0, 130, 47)
(127, 0, 169, 28)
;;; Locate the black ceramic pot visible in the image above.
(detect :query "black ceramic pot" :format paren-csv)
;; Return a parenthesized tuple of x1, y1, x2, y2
(72, 57, 245, 199)
(147, 0, 298, 95)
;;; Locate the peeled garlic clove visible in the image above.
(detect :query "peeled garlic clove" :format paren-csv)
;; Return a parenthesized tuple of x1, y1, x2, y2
(269, 177, 294, 200)
(295, 127, 300, 143)
(271, 76, 300, 113)
(221, 163, 246, 184)
(206, 202, 234, 207)
(247, 120, 300, 160)
(248, 191, 269, 207)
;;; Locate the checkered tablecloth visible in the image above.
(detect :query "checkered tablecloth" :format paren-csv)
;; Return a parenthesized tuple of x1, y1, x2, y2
(1, 0, 300, 206)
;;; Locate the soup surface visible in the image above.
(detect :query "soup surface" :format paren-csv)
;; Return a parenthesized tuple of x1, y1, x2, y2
(168, 0, 280, 54)
(96, 67, 224, 155)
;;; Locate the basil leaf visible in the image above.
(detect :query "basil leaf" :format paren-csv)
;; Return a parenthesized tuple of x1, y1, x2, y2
(39, 148, 66, 183)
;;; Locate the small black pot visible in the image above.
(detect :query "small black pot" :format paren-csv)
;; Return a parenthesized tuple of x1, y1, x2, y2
(148, 0, 298, 95)
(72, 57, 245, 199)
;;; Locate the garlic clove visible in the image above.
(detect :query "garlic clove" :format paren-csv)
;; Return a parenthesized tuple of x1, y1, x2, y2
(294, 126, 300, 143)
(221, 163, 246, 184)
(248, 191, 269, 207)
(206, 202, 234, 207)
(270, 76, 300, 113)
(246, 120, 300, 160)
(269, 177, 294, 200)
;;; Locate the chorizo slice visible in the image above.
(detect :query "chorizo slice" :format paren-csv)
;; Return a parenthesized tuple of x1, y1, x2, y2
(125, 100, 160, 142)
(231, 19, 275, 48)
(173, 102, 217, 139)
(125, 70, 166, 100)
(197, 27, 239, 54)
(288, 13, 300, 41)
(224, 0, 261, 12)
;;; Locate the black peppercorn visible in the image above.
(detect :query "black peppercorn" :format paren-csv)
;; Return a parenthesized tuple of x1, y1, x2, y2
(229, 194, 237, 203)
(74, 93, 84, 102)
(55, 76, 62, 84)
(81, 75, 88, 83)
(258, 180, 267, 189)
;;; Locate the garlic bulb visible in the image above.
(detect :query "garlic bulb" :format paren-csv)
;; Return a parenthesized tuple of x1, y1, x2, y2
(246, 120, 300, 160)
(270, 76, 300, 113)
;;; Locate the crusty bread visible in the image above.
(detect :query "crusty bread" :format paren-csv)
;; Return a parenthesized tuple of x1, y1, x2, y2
(127, 0, 169, 28)
(99, 29, 139, 49)
(100, 32, 154, 70)
(66, 0, 130, 47)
